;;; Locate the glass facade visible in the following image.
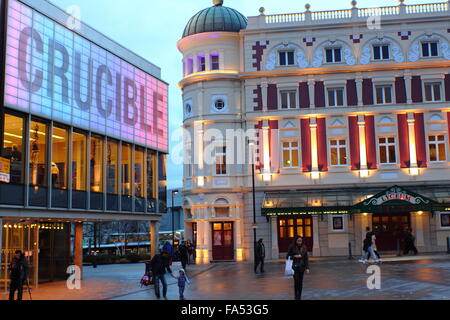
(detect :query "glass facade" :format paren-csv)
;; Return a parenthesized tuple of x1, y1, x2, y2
(0, 109, 167, 213)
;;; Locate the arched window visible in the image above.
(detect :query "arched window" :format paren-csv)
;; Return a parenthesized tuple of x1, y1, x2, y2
(214, 198, 230, 217)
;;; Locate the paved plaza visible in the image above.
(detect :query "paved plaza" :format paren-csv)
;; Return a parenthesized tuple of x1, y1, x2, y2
(1, 255, 449, 300)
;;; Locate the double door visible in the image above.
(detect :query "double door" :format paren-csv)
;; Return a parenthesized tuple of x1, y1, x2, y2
(211, 222, 234, 261)
(372, 213, 411, 251)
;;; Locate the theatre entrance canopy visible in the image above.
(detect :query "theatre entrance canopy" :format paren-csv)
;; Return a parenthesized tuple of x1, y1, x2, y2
(261, 186, 450, 217)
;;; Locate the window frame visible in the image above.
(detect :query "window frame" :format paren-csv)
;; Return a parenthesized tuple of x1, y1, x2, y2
(440, 213, 450, 228)
(278, 50, 295, 66)
(281, 140, 300, 169)
(210, 54, 220, 71)
(279, 89, 298, 109)
(331, 215, 345, 232)
(423, 82, 443, 103)
(421, 41, 439, 58)
(428, 134, 447, 163)
(377, 136, 398, 165)
(326, 87, 345, 107)
(324, 47, 342, 64)
(375, 85, 394, 105)
(329, 138, 348, 167)
(373, 44, 390, 61)
(214, 145, 227, 176)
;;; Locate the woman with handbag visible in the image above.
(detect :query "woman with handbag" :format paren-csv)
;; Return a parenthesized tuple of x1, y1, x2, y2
(286, 236, 310, 300)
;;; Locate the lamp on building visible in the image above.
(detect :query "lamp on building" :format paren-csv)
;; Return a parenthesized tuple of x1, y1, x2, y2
(311, 171, 320, 180)
(409, 168, 419, 176)
(171, 189, 179, 248)
(197, 176, 205, 187)
(360, 169, 369, 178)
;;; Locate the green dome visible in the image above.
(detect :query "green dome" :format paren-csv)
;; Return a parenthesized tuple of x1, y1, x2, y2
(183, 0, 247, 38)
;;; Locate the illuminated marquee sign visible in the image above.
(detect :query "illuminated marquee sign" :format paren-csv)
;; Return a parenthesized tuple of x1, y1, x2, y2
(362, 187, 431, 206)
(4, 0, 168, 152)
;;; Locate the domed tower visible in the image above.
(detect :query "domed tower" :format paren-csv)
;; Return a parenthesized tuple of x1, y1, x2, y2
(178, 1, 248, 264)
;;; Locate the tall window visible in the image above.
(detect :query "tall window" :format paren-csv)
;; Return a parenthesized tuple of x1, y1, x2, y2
(158, 153, 167, 213)
(422, 41, 439, 57)
(72, 131, 87, 191)
(280, 90, 297, 109)
(330, 139, 347, 166)
(135, 147, 145, 199)
(147, 150, 157, 212)
(211, 54, 220, 70)
(379, 137, 397, 164)
(90, 135, 104, 193)
(2, 113, 24, 185)
(325, 47, 342, 63)
(29, 119, 48, 206)
(282, 141, 299, 168)
(1, 113, 25, 205)
(424, 83, 442, 102)
(429, 135, 446, 162)
(198, 56, 206, 72)
(187, 58, 194, 74)
(279, 50, 295, 66)
(373, 45, 390, 60)
(121, 143, 132, 197)
(375, 85, 393, 104)
(327, 88, 344, 107)
(215, 146, 226, 175)
(106, 139, 119, 195)
(185, 142, 193, 177)
(51, 125, 68, 190)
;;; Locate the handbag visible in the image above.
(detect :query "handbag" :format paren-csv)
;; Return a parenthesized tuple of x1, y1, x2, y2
(285, 257, 294, 276)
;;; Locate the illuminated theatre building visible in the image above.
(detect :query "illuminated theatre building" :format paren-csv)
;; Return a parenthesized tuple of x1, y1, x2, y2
(179, 0, 450, 263)
(0, 0, 168, 287)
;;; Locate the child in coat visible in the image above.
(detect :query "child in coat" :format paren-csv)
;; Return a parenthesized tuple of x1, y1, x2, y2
(172, 268, 191, 300)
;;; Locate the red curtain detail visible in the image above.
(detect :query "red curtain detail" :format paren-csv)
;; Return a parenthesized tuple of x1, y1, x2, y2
(267, 84, 278, 110)
(397, 114, 410, 168)
(411, 76, 423, 103)
(364, 115, 377, 170)
(299, 82, 310, 108)
(445, 74, 450, 102)
(362, 79, 373, 105)
(314, 82, 325, 108)
(316, 118, 328, 172)
(395, 77, 407, 104)
(414, 113, 427, 168)
(300, 119, 312, 172)
(348, 116, 360, 170)
(346, 80, 357, 106)
(269, 120, 279, 173)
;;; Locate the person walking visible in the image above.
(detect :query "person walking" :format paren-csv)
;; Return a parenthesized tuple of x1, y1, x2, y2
(178, 241, 189, 270)
(8, 250, 29, 301)
(403, 228, 419, 255)
(254, 238, 266, 274)
(172, 268, 191, 300)
(286, 236, 310, 300)
(150, 250, 173, 299)
(163, 241, 174, 258)
(367, 233, 382, 263)
(359, 227, 372, 263)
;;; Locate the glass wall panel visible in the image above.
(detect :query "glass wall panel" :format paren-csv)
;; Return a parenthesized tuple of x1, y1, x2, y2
(158, 153, 167, 213)
(134, 147, 145, 212)
(121, 143, 132, 211)
(106, 139, 119, 211)
(29, 119, 48, 207)
(146, 150, 156, 212)
(51, 125, 68, 208)
(72, 131, 87, 209)
(1, 113, 25, 205)
(90, 135, 104, 210)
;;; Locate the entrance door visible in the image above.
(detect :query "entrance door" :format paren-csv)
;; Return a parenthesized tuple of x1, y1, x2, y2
(211, 222, 234, 261)
(38, 223, 71, 283)
(372, 213, 411, 251)
(278, 216, 313, 253)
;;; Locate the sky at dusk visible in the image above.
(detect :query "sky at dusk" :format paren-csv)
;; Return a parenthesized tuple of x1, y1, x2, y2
(48, 0, 438, 190)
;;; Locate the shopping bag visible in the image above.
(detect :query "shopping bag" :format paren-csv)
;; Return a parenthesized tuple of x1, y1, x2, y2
(285, 257, 294, 276)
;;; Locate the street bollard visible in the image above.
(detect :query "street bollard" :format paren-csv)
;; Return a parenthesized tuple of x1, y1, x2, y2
(447, 237, 450, 254)
(348, 242, 353, 260)
(396, 239, 401, 257)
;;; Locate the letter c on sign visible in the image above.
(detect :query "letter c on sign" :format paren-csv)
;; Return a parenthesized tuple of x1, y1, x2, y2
(96, 65, 113, 118)
(19, 27, 43, 93)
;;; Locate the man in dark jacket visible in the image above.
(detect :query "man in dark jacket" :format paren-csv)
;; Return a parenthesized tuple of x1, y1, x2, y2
(403, 228, 418, 255)
(178, 241, 189, 270)
(254, 238, 266, 273)
(9, 250, 29, 301)
(150, 251, 173, 299)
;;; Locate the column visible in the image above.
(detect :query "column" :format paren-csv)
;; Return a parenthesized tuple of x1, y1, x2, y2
(270, 217, 279, 260)
(404, 72, 413, 105)
(204, 221, 211, 264)
(205, 52, 211, 72)
(74, 222, 84, 280)
(193, 54, 198, 73)
(414, 213, 425, 247)
(310, 118, 320, 179)
(308, 78, 315, 109)
(235, 219, 244, 261)
(194, 123, 205, 187)
(312, 216, 321, 256)
(358, 116, 369, 177)
(407, 113, 419, 175)
(150, 221, 159, 257)
(262, 120, 271, 181)
(356, 77, 363, 107)
(261, 80, 268, 111)
(195, 220, 203, 264)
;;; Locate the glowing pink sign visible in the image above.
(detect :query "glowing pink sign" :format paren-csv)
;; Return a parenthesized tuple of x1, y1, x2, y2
(4, 0, 168, 152)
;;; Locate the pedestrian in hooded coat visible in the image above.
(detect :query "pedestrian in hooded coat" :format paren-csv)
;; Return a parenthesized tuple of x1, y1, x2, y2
(286, 236, 310, 300)
(178, 241, 189, 270)
(8, 250, 29, 301)
(403, 228, 418, 255)
(150, 250, 173, 299)
(254, 238, 266, 273)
